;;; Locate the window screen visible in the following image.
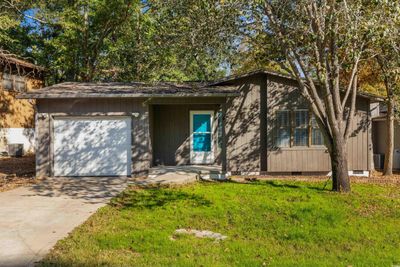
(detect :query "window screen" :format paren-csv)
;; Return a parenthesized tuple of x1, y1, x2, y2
(311, 115, 323, 146)
(276, 110, 290, 147)
(293, 110, 308, 146)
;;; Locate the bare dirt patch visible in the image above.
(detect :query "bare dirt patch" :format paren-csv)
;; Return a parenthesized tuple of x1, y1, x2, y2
(0, 155, 36, 192)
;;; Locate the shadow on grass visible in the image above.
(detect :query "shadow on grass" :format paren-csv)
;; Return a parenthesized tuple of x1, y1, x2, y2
(111, 188, 212, 209)
(219, 179, 331, 192)
(263, 180, 330, 191)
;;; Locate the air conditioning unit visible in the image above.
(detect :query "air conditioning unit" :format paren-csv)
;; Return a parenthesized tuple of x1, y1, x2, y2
(373, 154, 384, 170)
(8, 144, 24, 157)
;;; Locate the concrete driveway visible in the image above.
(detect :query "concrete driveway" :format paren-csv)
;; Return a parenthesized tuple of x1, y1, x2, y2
(0, 176, 129, 267)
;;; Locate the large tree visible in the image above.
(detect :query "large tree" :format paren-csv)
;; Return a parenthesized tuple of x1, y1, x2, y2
(252, 0, 378, 192)
(3, 0, 243, 83)
(373, 1, 400, 176)
(0, 0, 37, 56)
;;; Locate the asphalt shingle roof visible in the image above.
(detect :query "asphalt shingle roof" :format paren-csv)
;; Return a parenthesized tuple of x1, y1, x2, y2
(18, 81, 239, 99)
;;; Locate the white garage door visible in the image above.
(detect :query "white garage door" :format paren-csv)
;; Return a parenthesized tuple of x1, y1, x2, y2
(53, 117, 131, 177)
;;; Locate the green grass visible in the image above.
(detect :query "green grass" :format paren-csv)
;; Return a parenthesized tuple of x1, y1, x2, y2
(40, 181, 400, 267)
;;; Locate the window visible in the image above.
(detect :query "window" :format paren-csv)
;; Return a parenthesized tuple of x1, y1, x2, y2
(14, 75, 26, 92)
(1, 73, 26, 92)
(2, 73, 13, 90)
(293, 110, 308, 146)
(311, 115, 323, 146)
(275, 110, 325, 148)
(276, 110, 290, 147)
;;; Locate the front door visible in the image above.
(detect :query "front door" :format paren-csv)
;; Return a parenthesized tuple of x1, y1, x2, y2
(190, 111, 213, 164)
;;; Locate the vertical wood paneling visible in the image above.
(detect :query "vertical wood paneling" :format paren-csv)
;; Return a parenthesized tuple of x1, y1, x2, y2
(266, 77, 371, 172)
(36, 112, 51, 177)
(152, 104, 219, 166)
(225, 75, 264, 172)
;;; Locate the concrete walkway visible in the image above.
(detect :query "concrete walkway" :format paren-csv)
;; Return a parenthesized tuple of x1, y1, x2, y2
(133, 165, 223, 186)
(0, 176, 128, 267)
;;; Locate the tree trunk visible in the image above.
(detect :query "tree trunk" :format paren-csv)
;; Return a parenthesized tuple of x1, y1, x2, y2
(383, 97, 394, 176)
(330, 137, 351, 192)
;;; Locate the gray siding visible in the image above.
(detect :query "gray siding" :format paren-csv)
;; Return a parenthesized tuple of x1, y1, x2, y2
(151, 104, 220, 166)
(222, 74, 372, 173)
(372, 120, 400, 169)
(34, 74, 373, 177)
(266, 76, 371, 172)
(372, 120, 400, 155)
(224, 74, 267, 172)
(36, 98, 151, 177)
(35, 113, 51, 177)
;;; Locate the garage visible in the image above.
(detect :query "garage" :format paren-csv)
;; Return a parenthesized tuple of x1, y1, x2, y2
(53, 116, 132, 177)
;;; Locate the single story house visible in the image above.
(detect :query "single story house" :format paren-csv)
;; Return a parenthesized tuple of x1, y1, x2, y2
(0, 54, 44, 154)
(18, 70, 382, 178)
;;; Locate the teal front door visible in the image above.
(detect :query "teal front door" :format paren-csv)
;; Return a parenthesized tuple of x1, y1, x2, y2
(190, 111, 213, 164)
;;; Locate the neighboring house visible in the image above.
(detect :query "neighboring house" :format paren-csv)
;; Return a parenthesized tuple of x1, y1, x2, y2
(371, 103, 400, 170)
(18, 70, 382, 178)
(0, 54, 44, 154)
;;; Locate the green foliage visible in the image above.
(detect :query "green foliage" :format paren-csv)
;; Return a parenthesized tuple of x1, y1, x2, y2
(40, 182, 400, 266)
(349, 1, 399, 99)
(0, 15, 19, 46)
(2, 0, 397, 87)
(2, 0, 243, 83)
(373, 1, 400, 97)
(0, 1, 33, 54)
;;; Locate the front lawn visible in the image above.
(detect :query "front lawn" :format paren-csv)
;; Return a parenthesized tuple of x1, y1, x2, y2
(41, 181, 400, 266)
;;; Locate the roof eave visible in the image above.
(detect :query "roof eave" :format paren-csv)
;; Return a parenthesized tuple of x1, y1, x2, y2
(209, 69, 385, 102)
(16, 92, 240, 99)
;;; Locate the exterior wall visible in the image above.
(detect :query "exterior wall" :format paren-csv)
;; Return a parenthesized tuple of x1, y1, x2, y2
(370, 102, 380, 118)
(221, 73, 372, 173)
(151, 104, 220, 166)
(0, 128, 34, 153)
(223, 74, 267, 172)
(33, 74, 374, 176)
(0, 68, 43, 153)
(372, 120, 400, 169)
(372, 120, 400, 154)
(36, 98, 151, 177)
(266, 75, 371, 172)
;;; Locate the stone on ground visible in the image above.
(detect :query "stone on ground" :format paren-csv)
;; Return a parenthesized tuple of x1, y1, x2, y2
(174, 228, 227, 240)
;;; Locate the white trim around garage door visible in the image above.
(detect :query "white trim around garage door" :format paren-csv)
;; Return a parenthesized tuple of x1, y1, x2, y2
(51, 116, 132, 177)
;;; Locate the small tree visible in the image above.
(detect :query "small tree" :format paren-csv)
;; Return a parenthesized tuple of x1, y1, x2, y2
(257, 0, 377, 192)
